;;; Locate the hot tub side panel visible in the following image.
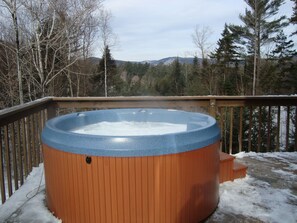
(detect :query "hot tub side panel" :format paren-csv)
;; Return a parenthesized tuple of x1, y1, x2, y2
(43, 142, 220, 223)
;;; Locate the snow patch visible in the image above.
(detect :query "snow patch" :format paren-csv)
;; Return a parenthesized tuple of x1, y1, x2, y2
(216, 175, 297, 223)
(0, 164, 60, 223)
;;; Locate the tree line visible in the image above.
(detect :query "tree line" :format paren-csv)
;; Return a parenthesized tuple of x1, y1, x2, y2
(0, 0, 104, 109)
(1, 0, 297, 110)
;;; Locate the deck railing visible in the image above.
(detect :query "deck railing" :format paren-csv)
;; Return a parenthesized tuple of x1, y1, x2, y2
(0, 96, 297, 204)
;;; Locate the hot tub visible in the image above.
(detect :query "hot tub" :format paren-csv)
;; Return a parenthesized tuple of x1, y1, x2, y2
(42, 109, 220, 223)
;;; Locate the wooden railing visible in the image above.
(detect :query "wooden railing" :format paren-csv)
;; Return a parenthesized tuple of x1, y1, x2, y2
(0, 96, 297, 204)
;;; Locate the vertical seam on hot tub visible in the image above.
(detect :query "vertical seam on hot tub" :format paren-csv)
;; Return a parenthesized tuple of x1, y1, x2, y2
(116, 158, 125, 222)
(93, 156, 100, 223)
(121, 157, 129, 222)
(90, 156, 96, 222)
(146, 156, 149, 223)
(102, 158, 107, 222)
(128, 158, 131, 223)
(82, 155, 91, 223)
(140, 158, 143, 223)
(111, 157, 118, 223)
(169, 155, 172, 223)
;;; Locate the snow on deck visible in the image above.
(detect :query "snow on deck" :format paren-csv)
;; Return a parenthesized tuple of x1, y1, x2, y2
(0, 152, 296, 223)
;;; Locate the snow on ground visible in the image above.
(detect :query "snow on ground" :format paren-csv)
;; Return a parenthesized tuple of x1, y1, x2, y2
(209, 152, 297, 223)
(0, 152, 296, 223)
(0, 164, 60, 223)
(211, 176, 297, 222)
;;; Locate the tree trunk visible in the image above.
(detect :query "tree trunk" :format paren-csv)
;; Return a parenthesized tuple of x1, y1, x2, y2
(12, 4, 23, 104)
(252, 51, 257, 95)
(104, 49, 108, 97)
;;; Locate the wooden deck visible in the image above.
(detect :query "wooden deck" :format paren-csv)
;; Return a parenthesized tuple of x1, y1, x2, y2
(0, 96, 296, 204)
(207, 152, 297, 222)
(219, 152, 247, 183)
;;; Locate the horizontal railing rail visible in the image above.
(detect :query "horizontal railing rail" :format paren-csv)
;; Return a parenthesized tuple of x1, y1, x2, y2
(0, 96, 296, 204)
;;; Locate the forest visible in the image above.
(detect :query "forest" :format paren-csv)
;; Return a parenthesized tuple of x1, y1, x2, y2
(0, 0, 297, 109)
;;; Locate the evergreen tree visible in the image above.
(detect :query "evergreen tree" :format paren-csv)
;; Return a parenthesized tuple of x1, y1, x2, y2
(92, 45, 117, 96)
(189, 56, 200, 82)
(231, 0, 287, 95)
(171, 58, 185, 95)
(260, 31, 296, 94)
(185, 56, 210, 95)
(271, 31, 297, 93)
(212, 24, 238, 64)
(211, 24, 240, 95)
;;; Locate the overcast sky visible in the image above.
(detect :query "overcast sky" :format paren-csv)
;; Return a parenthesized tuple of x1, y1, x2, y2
(98, 0, 295, 61)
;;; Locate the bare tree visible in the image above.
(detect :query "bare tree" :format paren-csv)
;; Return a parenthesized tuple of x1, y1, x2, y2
(0, 0, 103, 104)
(98, 9, 117, 97)
(0, 39, 19, 107)
(21, 0, 101, 97)
(191, 25, 213, 60)
(1, 0, 24, 104)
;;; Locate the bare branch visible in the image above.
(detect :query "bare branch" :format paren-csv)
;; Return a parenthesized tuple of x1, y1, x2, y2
(192, 25, 214, 59)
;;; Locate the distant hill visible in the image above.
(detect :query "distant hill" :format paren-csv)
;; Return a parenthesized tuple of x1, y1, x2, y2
(140, 57, 197, 65)
(87, 56, 198, 66)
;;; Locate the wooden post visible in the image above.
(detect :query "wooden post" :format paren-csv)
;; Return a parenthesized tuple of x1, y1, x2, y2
(248, 106, 253, 152)
(276, 106, 281, 152)
(219, 107, 223, 152)
(257, 106, 262, 153)
(209, 99, 216, 118)
(16, 120, 23, 185)
(267, 106, 271, 152)
(286, 106, 290, 151)
(238, 107, 243, 153)
(0, 128, 6, 203)
(229, 107, 234, 154)
(295, 106, 297, 151)
(21, 118, 28, 177)
(47, 102, 57, 120)
(11, 123, 18, 191)
(4, 125, 12, 196)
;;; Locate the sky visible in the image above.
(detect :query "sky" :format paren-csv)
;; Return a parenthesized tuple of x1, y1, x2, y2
(97, 0, 296, 61)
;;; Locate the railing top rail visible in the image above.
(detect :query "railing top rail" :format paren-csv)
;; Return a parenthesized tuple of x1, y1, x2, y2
(0, 97, 53, 126)
(51, 95, 297, 101)
(51, 96, 297, 108)
(1, 96, 297, 126)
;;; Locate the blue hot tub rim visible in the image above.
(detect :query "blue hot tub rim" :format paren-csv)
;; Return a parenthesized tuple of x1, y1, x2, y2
(41, 108, 220, 157)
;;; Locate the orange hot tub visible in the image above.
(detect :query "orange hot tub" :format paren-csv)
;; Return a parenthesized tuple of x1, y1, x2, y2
(42, 109, 220, 223)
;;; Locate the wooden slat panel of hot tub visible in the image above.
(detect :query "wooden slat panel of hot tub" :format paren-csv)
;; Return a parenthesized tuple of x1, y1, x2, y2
(43, 142, 220, 223)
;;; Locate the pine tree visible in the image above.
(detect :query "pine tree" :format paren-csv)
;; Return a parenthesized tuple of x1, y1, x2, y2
(271, 31, 297, 93)
(211, 24, 239, 95)
(231, 0, 287, 95)
(260, 31, 296, 94)
(171, 58, 185, 95)
(184, 56, 209, 95)
(92, 45, 117, 96)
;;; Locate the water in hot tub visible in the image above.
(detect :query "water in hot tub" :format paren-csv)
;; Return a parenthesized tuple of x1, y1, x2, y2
(72, 121, 187, 136)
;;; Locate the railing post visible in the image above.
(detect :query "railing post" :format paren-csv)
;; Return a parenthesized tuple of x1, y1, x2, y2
(295, 106, 297, 151)
(209, 99, 216, 118)
(229, 107, 234, 154)
(47, 102, 57, 120)
(0, 129, 6, 203)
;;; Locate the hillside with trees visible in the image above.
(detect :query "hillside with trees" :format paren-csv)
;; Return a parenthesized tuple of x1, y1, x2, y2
(0, 0, 297, 109)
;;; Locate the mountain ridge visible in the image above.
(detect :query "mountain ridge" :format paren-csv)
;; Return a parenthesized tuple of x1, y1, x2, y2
(88, 56, 198, 66)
